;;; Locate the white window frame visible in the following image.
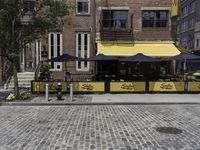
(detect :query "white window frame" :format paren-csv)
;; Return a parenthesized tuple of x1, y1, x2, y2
(35, 39, 42, 65)
(76, 32, 90, 71)
(48, 32, 63, 71)
(76, 0, 90, 15)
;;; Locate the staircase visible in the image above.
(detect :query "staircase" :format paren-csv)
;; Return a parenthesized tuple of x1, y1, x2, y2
(5, 72, 35, 89)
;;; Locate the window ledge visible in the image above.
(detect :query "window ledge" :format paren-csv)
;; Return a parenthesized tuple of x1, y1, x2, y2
(75, 13, 91, 16)
(142, 27, 169, 31)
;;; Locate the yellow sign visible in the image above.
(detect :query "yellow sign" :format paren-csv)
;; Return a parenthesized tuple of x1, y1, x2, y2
(171, 0, 178, 17)
(188, 82, 200, 92)
(149, 82, 184, 92)
(110, 82, 146, 92)
(32, 82, 67, 92)
(73, 82, 105, 92)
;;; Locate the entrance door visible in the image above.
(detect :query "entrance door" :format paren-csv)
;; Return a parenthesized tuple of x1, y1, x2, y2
(48, 33, 62, 71)
(20, 40, 42, 72)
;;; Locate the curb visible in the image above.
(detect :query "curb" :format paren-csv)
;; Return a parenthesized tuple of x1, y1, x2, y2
(2, 102, 200, 106)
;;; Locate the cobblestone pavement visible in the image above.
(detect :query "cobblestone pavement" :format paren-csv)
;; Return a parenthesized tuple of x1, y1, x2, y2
(30, 95, 92, 103)
(1, 105, 200, 150)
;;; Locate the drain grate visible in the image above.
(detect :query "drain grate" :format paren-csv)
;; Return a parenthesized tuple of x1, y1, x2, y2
(156, 127, 183, 134)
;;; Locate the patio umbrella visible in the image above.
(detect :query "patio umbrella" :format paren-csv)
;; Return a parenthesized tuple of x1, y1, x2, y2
(87, 54, 118, 80)
(164, 52, 200, 79)
(47, 53, 84, 81)
(120, 53, 157, 62)
(47, 54, 83, 62)
(164, 52, 200, 61)
(87, 54, 118, 61)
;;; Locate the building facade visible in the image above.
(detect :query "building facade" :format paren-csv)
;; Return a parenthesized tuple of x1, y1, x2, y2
(5, 0, 178, 83)
(194, 0, 200, 51)
(177, 0, 200, 51)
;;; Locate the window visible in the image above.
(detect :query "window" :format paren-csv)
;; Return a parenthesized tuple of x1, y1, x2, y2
(181, 37, 187, 47)
(35, 39, 41, 65)
(196, 39, 199, 48)
(76, 33, 90, 71)
(181, 5, 188, 18)
(190, 1, 195, 13)
(48, 33, 62, 71)
(23, 0, 35, 14)
(188, 18, 195, 30)
(142, 10, 168, 28)
(177, 25, 180, 33)
(102, 10, 128, 30)
(181, 21, 188, 32)
(76, 0, 90, 14)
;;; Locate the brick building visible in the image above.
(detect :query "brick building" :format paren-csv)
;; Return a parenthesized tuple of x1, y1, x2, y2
(3, 0, 180, 86)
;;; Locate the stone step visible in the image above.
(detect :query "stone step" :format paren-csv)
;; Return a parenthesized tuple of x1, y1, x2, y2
(5, 72, 35, 89)
(10, 78, 35, 82)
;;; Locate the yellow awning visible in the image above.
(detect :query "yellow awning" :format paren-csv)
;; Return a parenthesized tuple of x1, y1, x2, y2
(97, 43, 180, 57)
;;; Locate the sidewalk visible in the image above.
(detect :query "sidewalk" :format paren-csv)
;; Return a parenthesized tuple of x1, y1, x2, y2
(2, 93, 200, 106)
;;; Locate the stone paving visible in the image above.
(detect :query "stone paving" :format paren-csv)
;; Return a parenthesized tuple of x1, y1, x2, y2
(30, 95, 93, 103)
(1, 105, 200, 150)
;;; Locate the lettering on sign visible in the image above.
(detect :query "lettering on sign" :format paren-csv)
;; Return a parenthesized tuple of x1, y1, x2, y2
(121, 83, 134, 90)
(160, 83, 173, 90)
(81, 84, 94, 91)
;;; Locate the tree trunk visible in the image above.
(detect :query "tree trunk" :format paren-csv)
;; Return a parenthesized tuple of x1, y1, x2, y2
(12, 62, 19, 96)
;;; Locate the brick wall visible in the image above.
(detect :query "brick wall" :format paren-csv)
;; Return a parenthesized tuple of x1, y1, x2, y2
(96, 0, 173, 41)
(49, 0, 173, 80)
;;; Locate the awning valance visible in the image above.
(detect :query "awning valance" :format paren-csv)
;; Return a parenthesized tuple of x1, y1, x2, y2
(97, 43, 180, 57)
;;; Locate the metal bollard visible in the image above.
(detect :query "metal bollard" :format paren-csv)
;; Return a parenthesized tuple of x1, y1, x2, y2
(45, 83, 49, 102)
(69, 83, 73, 102)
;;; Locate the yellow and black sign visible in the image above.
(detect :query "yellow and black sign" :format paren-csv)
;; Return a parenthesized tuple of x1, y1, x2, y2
(171, 0, 178, 17)
(149, 82, 184, 92)
(187, 82, 200, 92)
(73, 82, 105, 92)
(110, 82, 146, 92)
(32, 81, 67, 92)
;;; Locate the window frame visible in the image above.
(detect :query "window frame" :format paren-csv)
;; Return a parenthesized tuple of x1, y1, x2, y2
(76, 32, 90, 71)
(76, 0, 90, 15)
(48, 32, 63, 71)
(23, 0, 36, 14)
(102, 10, 129, 31)
(142, 10, 169, 28)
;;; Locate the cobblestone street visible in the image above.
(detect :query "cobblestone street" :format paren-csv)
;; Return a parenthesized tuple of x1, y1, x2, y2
(1, 105, 200, 150)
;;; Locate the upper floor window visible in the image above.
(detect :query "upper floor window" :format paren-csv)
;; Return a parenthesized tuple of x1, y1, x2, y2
(181, 5, 188, 18)
(142, 10, 168, 28)
(23, 0, 35, 14)
(190, 1, 195, 13)
(188, 18, 195, 30)
(102, 10, 128, 30)
(76, 0, 90, 14)
(181, 21, 188, 32)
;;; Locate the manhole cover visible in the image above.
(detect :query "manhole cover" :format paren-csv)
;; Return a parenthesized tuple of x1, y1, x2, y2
(156, 127, 183, 134)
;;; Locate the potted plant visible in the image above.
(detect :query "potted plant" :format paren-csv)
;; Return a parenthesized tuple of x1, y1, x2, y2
(39, 64, 51, 81)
